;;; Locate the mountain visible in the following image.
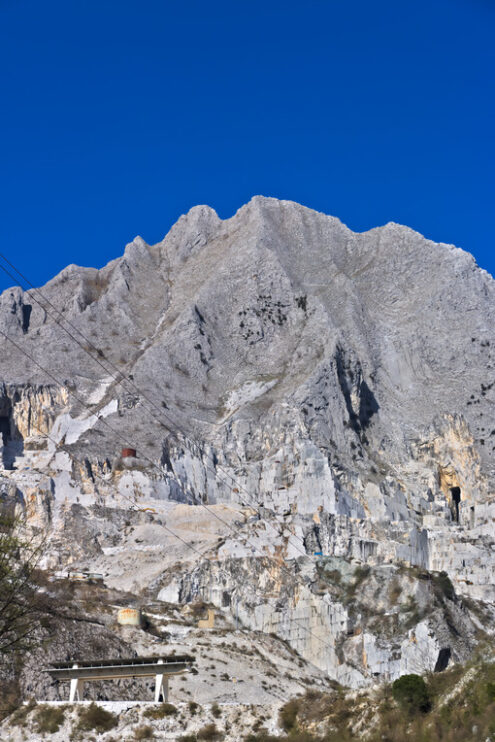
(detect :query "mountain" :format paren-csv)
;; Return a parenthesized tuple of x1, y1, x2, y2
(0, 197, 494, 707)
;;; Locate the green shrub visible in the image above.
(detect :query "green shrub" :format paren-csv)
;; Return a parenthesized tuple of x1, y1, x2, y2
(134, 725, 154, 740)
(389, 580, 402, 604)
(245, 733, 320, 742)
(400, 596, 423, 629)
(344, 565, 371, 601)
(322, 569, 342, 585)
(432, 571, 455, 601)
(287, 732, 320, 742)
(279, 699, 300, 732)
(353, 565, 371, 584)
(77, 702, 118, 732)
(486, 681, 495, 701)
(35, 705, 65, 733)
(144, 702, 177, 719)
(189, 601, 208, 617)
(9, 699, 37, 728)
(211, 702, 221, 718)
(0, 682, 24, 723)
(188, 701, 199, 715)
(197, 722, 223, 740)
(392, 674, 431, 715)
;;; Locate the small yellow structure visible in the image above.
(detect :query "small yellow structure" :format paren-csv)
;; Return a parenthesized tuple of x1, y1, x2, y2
(117, 607, 142, 626)
(198, 608, 215, 629)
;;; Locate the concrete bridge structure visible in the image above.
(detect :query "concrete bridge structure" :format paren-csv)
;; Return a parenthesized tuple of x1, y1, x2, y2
(43, 655, 195, 702)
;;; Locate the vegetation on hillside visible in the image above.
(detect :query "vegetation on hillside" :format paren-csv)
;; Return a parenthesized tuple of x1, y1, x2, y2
(0, 514, 44, 657)
(256, 655, 495, 742)
(1, 650, 494, 741)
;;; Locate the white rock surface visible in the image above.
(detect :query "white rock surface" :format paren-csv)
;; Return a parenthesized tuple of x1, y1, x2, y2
(0, 197, 493, 689)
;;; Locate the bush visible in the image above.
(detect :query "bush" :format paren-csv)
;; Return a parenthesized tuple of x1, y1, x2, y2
(35, 705, 65, 733)
(245, 731, 320, 742)
(134, 725, 154, 740)
(211, 702, 221, 718)
(486, 681, 495, 702)
(353, 565, 370, 584)
(389, 580, 402, 604)
(392, 674, 431, 715)
(287, 732, 320, 742)
(0, 680, 22, 722)
(189, 601, 208, 617)
(343, 565, 371, 601)
(197, 722, 223, 740)
(8, 699, 36, 727)
(432, 571, 455, 602)
(279, 699, 300, 732)
(189, 701, 199, 715)
(77, 702, 118, 732)
(144, 702, 177, 719)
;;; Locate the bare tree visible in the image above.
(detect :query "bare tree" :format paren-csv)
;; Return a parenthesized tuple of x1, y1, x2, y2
(0, 513, 44, 656)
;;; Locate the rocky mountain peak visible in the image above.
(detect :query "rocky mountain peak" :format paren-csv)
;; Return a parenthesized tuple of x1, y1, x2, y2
(0, 198, 493, 694)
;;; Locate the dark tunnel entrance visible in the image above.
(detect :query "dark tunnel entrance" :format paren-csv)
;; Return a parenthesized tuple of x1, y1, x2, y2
(450, 487, 461, 523)
(434, 647, 451, 673)
(0, 417, 10, 447)
(0, 414, 22, 470)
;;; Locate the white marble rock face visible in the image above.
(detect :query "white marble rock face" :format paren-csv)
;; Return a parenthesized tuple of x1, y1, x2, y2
(0, 197, 494, 687)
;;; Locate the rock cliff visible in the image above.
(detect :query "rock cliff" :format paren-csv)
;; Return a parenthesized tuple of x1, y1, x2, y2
(0, 197, 494, 689)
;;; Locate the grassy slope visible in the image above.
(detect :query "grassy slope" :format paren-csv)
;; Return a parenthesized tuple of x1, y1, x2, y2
(250, 649, 495, 742)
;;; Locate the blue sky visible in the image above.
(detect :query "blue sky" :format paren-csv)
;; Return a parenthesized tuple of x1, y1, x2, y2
(0, 0, 494, 291)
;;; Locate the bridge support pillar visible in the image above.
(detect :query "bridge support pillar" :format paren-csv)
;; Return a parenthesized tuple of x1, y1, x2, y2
(154, 660, 169, 702)
(69, 665, 85, 702)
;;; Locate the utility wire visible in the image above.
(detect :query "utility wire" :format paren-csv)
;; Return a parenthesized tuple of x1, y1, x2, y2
(0, 326, 309, 588)
(0, 326, 341, 656)
(0, 392, 215, 563)
(0, 377, 339, 658)
(0, 326, 282, 553)
(0, 255, 310, 558)
(0, 256, 344, 655)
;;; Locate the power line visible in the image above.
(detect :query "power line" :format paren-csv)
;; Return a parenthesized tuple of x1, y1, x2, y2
(0, 257, 344, 656)
(0, 402, 212, 563)
(0, 378, 340, 659)
(0, 330, 344, 664)
(0, 326, 308, 590)
(0, 326, 275, 550)
(0, 255, 310, 558)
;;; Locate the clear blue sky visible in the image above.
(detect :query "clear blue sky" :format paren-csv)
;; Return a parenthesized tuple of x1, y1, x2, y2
(0, 0, 494, 292)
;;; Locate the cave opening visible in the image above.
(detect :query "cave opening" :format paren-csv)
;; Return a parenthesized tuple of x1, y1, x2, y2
(21, 304, 32, 333)
(450, 487, 461, 522)
(434, 647, 451, 673)
(0, 417, 10, 446)
(0, 414, 23, 469)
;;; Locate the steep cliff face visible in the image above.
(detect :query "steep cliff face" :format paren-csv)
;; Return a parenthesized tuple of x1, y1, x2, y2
(0, 197, 494, 687)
